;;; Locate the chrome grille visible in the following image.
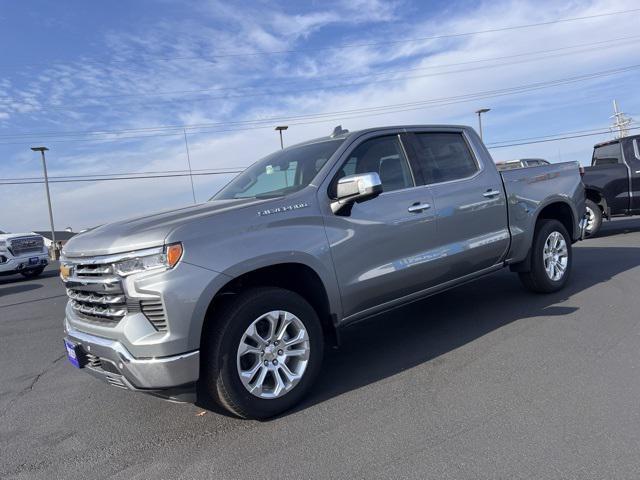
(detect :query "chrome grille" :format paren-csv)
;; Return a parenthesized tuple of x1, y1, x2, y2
(75, 264, 113, 276)
(140, 299, 168, 331)
(64, 253, 167, 330)
(64, 261, 126, 325)
(9, 236, 44, 256)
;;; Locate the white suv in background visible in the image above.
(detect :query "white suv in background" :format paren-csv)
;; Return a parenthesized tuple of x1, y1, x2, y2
(0, 232, 49, 278)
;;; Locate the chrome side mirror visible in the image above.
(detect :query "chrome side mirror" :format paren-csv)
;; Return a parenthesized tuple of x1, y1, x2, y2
(331, 172, 383, 214)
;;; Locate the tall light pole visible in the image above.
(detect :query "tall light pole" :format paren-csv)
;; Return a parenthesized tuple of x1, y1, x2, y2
(275, 125, 288, 149)
(475, 108, 491, 140)
(31, 146, 56, 252)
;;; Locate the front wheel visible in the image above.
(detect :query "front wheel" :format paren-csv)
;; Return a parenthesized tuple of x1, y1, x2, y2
(519, 219, 572, 293)
(20, 266, 45, 278)
(200, 287, 324, 419)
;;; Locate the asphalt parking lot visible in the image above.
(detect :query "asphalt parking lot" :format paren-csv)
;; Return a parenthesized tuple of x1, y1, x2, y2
(2, 218, 640, 479)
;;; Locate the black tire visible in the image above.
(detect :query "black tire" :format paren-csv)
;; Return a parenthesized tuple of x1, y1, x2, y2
(200, 287, 324, 419)
(584, 199, 602, 237)
(20, 266, 45, 278)
(518, 219, 572, 293)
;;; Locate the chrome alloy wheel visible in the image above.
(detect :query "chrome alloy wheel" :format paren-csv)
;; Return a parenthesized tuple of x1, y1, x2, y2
(236, 310, 310, 399)
(543, 231, 568, 281)
(585, 206, 596, 232)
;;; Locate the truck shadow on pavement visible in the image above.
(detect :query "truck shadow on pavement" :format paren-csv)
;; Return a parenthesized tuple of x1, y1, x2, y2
(0, 266, 59, 298)
(0, 282, 43, 297)
(0, 268, 59, 287)
(590, 218, 640, 239)
(288, 245, 640, 417)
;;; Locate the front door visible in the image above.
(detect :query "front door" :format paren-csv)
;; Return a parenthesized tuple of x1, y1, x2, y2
(322, 133, 438, 319)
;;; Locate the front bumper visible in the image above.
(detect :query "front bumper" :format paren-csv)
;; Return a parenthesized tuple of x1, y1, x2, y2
(64, 321, 199, 401)
(0, 253, 48, 274)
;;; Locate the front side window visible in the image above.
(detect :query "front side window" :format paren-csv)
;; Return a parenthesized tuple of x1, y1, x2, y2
(592, 143, 622, 166)
(213, 139, 343, 200)
(331, 135, 414, 196)
(411, 133, 479, 184)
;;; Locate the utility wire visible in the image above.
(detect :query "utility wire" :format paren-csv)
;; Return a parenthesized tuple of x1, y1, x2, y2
(487, 124, 640, 145)
(3, 7, 638, 69)
(0, 171, 244, 186)
(0, 167, 248, 182)
(487, 125, 640, 149)
(1, 63, 639, 143)
(3, 125, 640, 186)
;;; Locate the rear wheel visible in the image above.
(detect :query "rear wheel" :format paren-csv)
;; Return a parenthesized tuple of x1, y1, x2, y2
(519, 219, 572, 293)
(20, 267, 44, 278)
(200, 287, 324, 419)
(584, 199, 602, 237)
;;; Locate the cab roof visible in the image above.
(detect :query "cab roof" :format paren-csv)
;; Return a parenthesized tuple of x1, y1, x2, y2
(290, 124, 473, 148)
(594, 133, 640, 148)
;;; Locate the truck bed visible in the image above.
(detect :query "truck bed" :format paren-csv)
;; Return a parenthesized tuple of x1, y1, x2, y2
(499, 161, 585, 264)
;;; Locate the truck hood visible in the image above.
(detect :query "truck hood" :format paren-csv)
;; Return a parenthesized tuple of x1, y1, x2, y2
(63, 198, 262, 257)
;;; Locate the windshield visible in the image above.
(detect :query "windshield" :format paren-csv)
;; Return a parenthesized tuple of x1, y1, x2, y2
(212, 139, 344, 200)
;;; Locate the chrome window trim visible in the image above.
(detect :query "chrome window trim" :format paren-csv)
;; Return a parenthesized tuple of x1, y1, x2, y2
(397, 133, 417, 188)
(62, 246, 164, 265)
(634, 139, 640, 161)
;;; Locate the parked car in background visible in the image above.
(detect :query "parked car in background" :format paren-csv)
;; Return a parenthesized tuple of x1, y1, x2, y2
(582, 134, 640, 236)
(495, 158, 550, 171)
(60, 125, 586, 419)
(0, 232, 49, 278)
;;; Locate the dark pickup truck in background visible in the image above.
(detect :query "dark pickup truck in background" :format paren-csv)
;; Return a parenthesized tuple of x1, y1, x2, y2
(582, 134, 640, 236)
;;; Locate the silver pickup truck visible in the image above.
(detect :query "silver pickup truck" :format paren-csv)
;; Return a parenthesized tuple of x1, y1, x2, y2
(0, 232, 49, 278)
(61, 125, 586, 419)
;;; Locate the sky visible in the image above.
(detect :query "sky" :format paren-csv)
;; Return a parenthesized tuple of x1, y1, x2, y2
(0, 0, 638, 233)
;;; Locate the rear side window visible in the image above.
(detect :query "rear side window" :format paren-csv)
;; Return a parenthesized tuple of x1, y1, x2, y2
(592, 143, 622, 166)
(410, 133, 478, 184)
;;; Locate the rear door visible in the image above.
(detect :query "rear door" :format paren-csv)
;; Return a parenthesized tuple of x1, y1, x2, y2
(405, 130, 510, 282)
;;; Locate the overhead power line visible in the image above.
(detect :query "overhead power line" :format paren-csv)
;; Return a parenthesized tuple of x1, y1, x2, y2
(487, 125, 640, 149)
(0, 63, 638, 145)
(0, 170, 244, 186)
(3, 7, 638, 69)
(3, 124, 640, 186)
(0, 167, 248, 182)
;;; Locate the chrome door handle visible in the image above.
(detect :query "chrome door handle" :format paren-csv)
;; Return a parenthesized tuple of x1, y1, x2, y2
(483, 189, 501, 198)
(408, 202, 431, 213)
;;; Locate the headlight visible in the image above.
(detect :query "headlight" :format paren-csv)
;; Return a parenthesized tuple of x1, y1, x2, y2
(113, 243, 183, 277)
(0, 240, 6, 251)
